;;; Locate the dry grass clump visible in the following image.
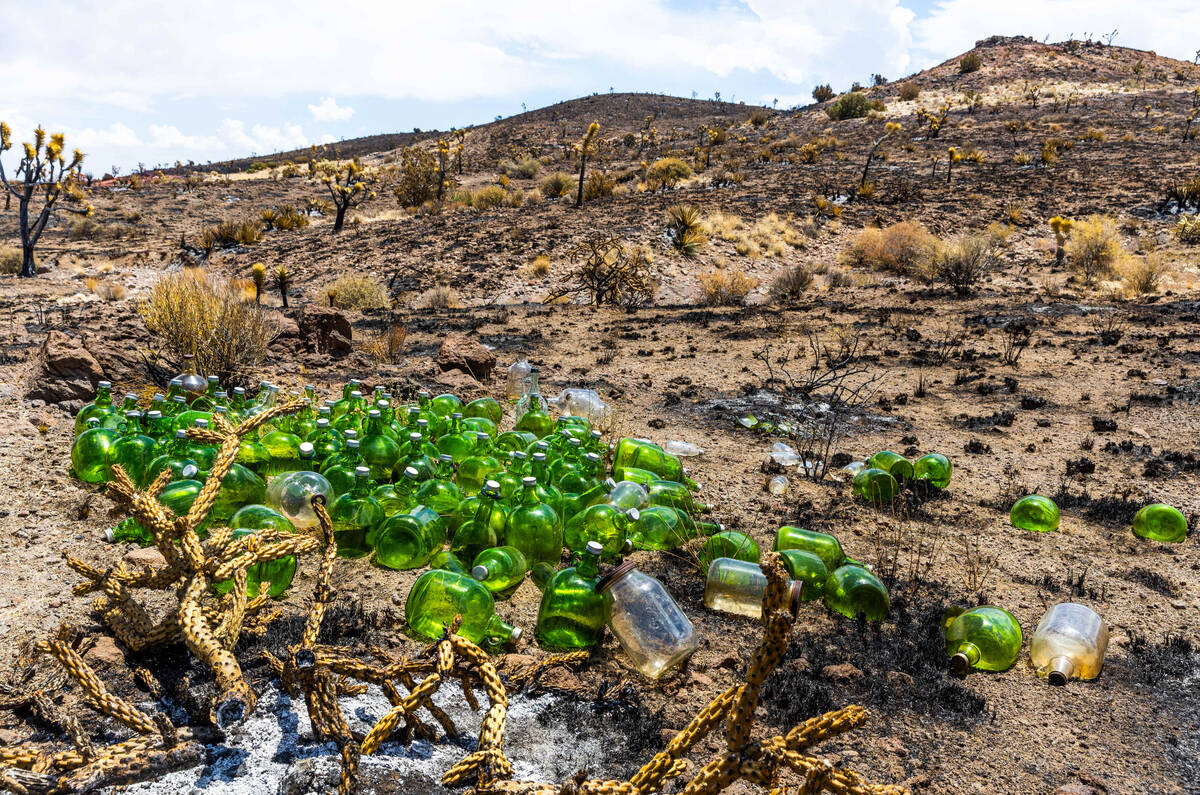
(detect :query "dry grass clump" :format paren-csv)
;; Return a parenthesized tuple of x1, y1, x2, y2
(84, 276, 126, 302)
(260, 205, 309, 231)
(327, 274, 390, 310)
(540, 172, 576, 198)
(196, 219, 262, 254)
(1175, 215, 1200, 244)
(471, 184, 509, 210)
(898, 83, 920, 101)
(528, 254, 551, 278)
(0, 247, 21, 275)
(499, 156, 540, 179)
(416, 285, 461, 310)
(845, 221, 937, 278)
(1122, 255, 1167, 297)
(360, 323, 408, 364)
(138, 270, 275, 385)
(645, 157, 694, 189)
(769, 263, 814, 303)
(704, 211, 807, 258)
(1065, 215, 1123, 284)
(933, 232, 996, 295)
(582, 170, 615, 201)
(698, 268, 759, 306)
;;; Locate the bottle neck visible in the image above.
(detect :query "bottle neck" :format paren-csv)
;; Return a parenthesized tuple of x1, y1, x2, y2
(951, 642, 981, 674)
(576, 553, 600, 580)
(484, 614, 518, 645)
(1047, 655, 1075, 686)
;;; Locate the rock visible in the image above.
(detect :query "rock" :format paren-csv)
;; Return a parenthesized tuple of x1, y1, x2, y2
(436, 335, 496, 380)
(821, 663, 863, 682)
(1129, 426, 1150, 439)
(25, 331, 104, 404)
(299, 306, 353, 354)
(1054, 785, 1103, 795)
(433, 367, 482, 395)
(0, 728, 24, 745)
(494, 654, 538, 676)
(326, 330, 354, 357)
(536, 666, 586, 693)
(270, 311, 300, 339)
(886, 670, 914, 688)
(84, 636, 125, 668)
(690, 671, 714, 687)
(124, 547, 168, 569)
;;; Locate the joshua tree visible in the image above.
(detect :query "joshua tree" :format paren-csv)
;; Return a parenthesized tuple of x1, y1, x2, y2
(946, 146, 963, 184)
(860, 122, 901, 190)
(313, 157, 377, 232)
(574, 122, 599, 207)
(1049, 216, 1073, 266)
(250, 263, 265, 303)
(0, 123, 93, 277)
(273, 265, 292, 308)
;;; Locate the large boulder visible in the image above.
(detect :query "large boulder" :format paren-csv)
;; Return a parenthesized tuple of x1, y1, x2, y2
(26, 331, 106, 404)
(299, 306, 353, 356)
(436, 335, 496, 380)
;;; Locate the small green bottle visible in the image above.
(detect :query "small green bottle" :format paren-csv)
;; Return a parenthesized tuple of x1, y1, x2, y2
(698, 530, 760, 569)
(612, 438, 698, 490)
(455, 433, 504, 494)
(405, 569, 521, 646)
(564, 504, 639, 558)
(415, 456, 463, 521)
(450, 481, 504, 562)
(323, 439, 366, 497)
(375, 505, 440, 570)
(431, 392, 463, 417)
(110, 412, 158, 488)
(824, 564, 889, 622)
(1010, 495, 1060, 533)
(535, 541, 605, 650)
(913, 453, 952, 489)
(943, 606, 1022, 673)
(145, 429, 200, 484)
(853, 467, 898, 505)
(329, 467, 384, 558)
(307, 418, 346, 463)
(645, 479, 709, 516)
(436, 414, 476, 462)
(778, 549, 828, 601)
(213, 506, 298, 598)
(630, 505, 692, 551)
(105, 517, 154, 545)
(360, 409, 401, 480)
(505, 477, 563, 566)
(71, 418, 118, 483)
(1131, 503, 1187, 543)
(472, 546, 529, 595)
(209, 463, 267, 523)
(494, 430, 538, 454)
(74, 381, 115, 436)
(772, 526, 845, 572)
(260, 427, 304, 477)
(866, 450, 914, 481)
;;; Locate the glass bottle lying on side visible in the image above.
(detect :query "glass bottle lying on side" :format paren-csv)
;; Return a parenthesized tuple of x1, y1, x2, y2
(943, 606, 1022, 673)
(1030, 602, 1108, 685)
(703, 558, 804, 620)
(404, 569, 521, 647)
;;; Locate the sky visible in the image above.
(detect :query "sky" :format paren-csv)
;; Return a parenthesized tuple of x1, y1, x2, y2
(0, 0, 1198, 175)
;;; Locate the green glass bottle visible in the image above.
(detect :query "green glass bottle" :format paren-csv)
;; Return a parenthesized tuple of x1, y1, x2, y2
(332, 390, 366, 436)
(71, 418, 118, 483)
(330, 379, 362, 422)
(450, 481, 504, 562)
(943, 606, 1022, 673)
(430, 549, 470, 575)
(74, 381, 115, 436)
(913, 453, 952, 489)
(328, 467, 384, 558)
(1131, 503, 1187, 543)
(564, 504, 639, 558)
(236, 433, 272, 475)
(397, 428, 439, 481)
(213, 505, 298, 598)
(496, 450, 529, 502)
(866, 450, 914, 481)
(415, 456, 462, 521)
(375, 503, 441, 570)
(405, 569, 521, 646)
(778, 549, 828, 602)
(562, 477, 619, 524)
(853, 467, 898, 505)
(295, 442, 318, 471)
(505, 477, 563, 566)
(307, 418, 346, 464)
(105, 517, 154, 546)
(457, 433, 504, 495)
(209, 463, 267, 523)
(645, 479, 709, 516)
(436, 414, 476, 462)
(558, 451, 603, 496)
(514, 367, 554, 438)
(535, 541, 605, 650)
(612, 438, 698, 489)
(463, 396, 503, 425)
(323, 439, 366, 497)
(529, 453, 566, 517)
(773, 526, 845, 571)
(360, 409, 400, 480)
(472, 545, 528, 595)
(699, 530, 760, 569)
(530, 561, 558, 591)
(431, 392, 463, 418)
(630, 505, 692, 551)
(110, 412, 158, 488)
(824, 564, 889, 622)
(145, 429, 200, 484)
(1010, 495, 1060, 533)
(494, 430, 538, 454)
(260, 427, 304, 476)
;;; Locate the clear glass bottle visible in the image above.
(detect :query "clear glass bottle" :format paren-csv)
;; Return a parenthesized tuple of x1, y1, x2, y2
(704, 558, 804, 619)
(598, 562, 698, 679)
(505, 357, 532, 401)
(1030, 603, 1108, 685)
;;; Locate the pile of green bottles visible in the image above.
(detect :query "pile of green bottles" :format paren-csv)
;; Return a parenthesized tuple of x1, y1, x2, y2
(770, 526, 890, 622)
(69, 370, 714, 650)
(846, 450, 952, 506)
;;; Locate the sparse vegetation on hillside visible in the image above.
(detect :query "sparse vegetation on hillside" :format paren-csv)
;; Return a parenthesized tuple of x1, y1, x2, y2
(326, 274, 390, 310)
(826, 92, 874, 121)
(313, 157, 379, 232)
(645, 157, 693, 189)
(1066, 215, 1124, 284)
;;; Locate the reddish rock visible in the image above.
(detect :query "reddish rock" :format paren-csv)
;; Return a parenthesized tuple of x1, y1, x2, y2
(84, 635, 126, 668)
(26, 331, 105, 403)
(124, 546, 168, 569)
(436, 335, 496, 380)
(821, 662, 863, 682)
(299, 306, 353, 355)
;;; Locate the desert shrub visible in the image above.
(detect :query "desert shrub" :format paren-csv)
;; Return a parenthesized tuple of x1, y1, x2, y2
(540, 172, 576, 198)
(0, 247, 21, 275)
(260, 205, 309, 231)
(499, 156, 540, 179)
(472, 184, 508, 210)
(1161, 176, 1200, 211)
(845, 221, 936, 277)
(327, 274, 390, 310)
(826, 268, 853, 288)
(417, 285, 461, 310)
(826, 92, 872, 121)
(138, 270, 275, 385)
(645, 157, 693, 189)
(306, 198, 333, 216)
(959, 53, 982, 73)
(1122, 255, 1166, 297)
(85, 276, 125, 301)
(934, 232, 996, 295)
(196, 219, 262, 254)
(69, 217, 107, 240)
(769, 264, 814, 303)
(666, 205, 707, 256)
(360, 323, 407, 364)
(1066, 215, 1123, 284)
(748, 108, 770, 127)
(393, 146, 438, 207)
(583, 170, 615, 201)
(548, 237, 656, 307)
(698, 268, 759, 306)
(812, 84, 835, 103)
(898, 83, 920, 101)
(529, 254, 551, 277)
(1175, 215, 1200, 244)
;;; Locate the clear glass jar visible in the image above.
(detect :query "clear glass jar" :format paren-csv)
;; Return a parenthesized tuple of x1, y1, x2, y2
(598, 562, 698, 679)
(704, 558, 803, 619)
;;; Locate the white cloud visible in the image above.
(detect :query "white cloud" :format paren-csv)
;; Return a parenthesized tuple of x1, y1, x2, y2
(217, 119, 310, 155)
(70, 123, 142, 149)
(308, 97, 354, 122)
(147, 124, 219, 150)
